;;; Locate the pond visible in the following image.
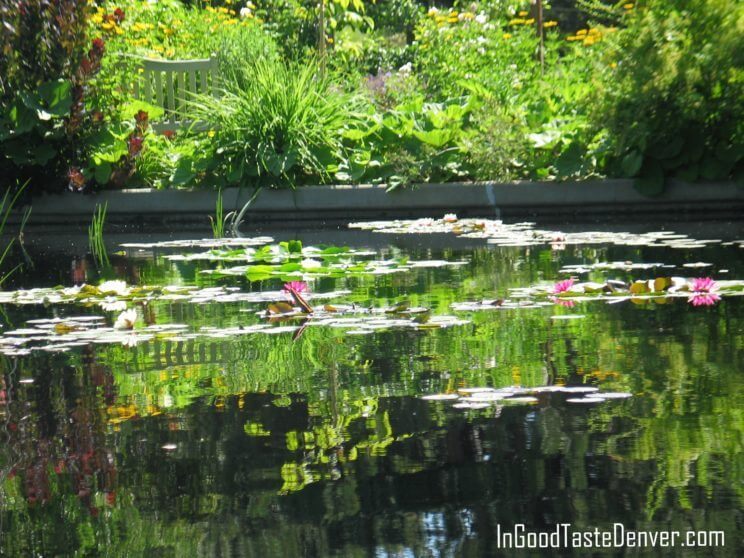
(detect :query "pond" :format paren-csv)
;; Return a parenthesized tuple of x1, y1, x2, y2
(0, 216, 741, 556)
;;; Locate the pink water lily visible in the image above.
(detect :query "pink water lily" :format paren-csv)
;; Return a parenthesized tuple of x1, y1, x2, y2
(688, 293, 721, 306)
(282, 281, 313, 313)
(553, 278, 575, 294)
(690, 277, 718, 293)
(282, 281, 308, 294)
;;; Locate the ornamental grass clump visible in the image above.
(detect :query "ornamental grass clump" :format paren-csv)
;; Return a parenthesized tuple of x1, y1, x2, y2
(190, 59, 359, 187)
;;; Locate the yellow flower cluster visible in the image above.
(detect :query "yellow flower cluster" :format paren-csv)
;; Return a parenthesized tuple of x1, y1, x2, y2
(543, 20, 558, 28)
(92, 6, 123, 35)
(509, 17, 535, 26)
(426, 8, 476, 27)
(566, 27, 603, 46)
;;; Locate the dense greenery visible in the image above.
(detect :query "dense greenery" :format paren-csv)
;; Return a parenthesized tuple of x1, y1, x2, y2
(1, 0, 742, 192)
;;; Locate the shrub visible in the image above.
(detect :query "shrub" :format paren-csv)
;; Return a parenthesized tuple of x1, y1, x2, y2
(593, 0, 744, 193)
(0, 0, 100, 190)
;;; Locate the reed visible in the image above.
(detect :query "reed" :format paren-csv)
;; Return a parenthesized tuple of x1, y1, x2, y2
(88, 202, 109, 266)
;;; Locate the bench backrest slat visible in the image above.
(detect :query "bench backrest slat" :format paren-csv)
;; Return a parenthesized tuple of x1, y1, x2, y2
(131, 55, 219, 132)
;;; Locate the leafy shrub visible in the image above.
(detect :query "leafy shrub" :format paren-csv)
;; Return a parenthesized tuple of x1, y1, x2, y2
(0, 0, 101, 190)
(339, 94, 474, 187)
(593, 0, 744, 193)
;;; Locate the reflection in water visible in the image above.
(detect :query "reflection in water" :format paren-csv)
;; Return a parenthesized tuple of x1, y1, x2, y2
(0, 230, 741, 556)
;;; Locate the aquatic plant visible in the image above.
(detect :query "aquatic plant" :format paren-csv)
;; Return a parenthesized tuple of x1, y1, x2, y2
(0, 181, 31, 287)
(553, 278, 575, 294)
(689, 277, 718, 293)
(88, 202, 109, 267)
(282, 281, 312, 313)
(208, 189, 235, 239)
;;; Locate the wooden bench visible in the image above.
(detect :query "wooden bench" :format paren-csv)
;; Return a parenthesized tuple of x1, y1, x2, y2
(132, 55, 220, 132)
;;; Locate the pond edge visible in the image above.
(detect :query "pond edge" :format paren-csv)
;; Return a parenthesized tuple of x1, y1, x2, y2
(16, 179, 743, 225)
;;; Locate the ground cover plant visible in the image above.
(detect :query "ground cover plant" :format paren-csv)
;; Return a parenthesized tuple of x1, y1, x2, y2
(1, 0, 741, 193)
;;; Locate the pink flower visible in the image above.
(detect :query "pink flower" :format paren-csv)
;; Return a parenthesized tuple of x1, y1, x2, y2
(688, 293, 721, 307)
(282, 281, 313, 313)
(553, 278, 575, 294)
(690, 277, 718, 293)
(282, 281, 308, 294)
(551, 297, 576, 308)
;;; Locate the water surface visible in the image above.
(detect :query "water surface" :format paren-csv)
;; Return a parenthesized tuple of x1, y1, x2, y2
(0, 219, 741, 556)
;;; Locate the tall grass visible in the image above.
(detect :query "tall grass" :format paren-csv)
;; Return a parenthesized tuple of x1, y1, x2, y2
(190, 58, 359, 186)
(0, 182, 31, 287)
(88, 203, 109, 267)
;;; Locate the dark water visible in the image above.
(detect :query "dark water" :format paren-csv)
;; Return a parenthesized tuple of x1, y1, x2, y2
(0, 221, 741, 557)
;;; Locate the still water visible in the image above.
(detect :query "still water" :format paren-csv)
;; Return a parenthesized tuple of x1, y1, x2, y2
(0, 218, 741, 556)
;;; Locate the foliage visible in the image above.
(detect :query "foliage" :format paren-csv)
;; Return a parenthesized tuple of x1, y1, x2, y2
(208, 189, 234, 238)
(339, 94, 475, 187)
(0, 1, 108, 190)
(592, 0, 744, 194)
(190, 58, 360, 187)
(3, 0, 742, 190)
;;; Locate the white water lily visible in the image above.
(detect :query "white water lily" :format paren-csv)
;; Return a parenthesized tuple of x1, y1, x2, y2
(114, 309, 137, 330)
(100, 298, 127, 312)
(99, 280, 130, 296)
(443, 213, 458, 223)
(121, 334, 139, 348)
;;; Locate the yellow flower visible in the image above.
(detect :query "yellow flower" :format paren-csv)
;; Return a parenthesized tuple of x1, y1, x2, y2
(509, 18, 526, 25)
(518, 11, 529, 17)
(610, 62, 618, 69)
(208, 130, 216, 138)
(576, 29, 588, 36)
(543, 21, 558, 28)
(502, 33, 512, 40)
(525, 18, 535, 24)
(623, 3, 634, 9)
(91, 13, 103, 24)
(566, 36, 579, 41)
(101, 22, 115, 31)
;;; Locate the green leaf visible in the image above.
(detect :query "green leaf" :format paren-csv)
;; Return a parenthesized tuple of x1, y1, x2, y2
(32, 143, 57, 165)
(286, 240, 302, 254)
(634, 160, 665, 197)
(675, 163, 699, 182)
(171, 158, 195, 186)
(621, 150, 644, 177)
(700, 156, 732, 180)
(94, 163, 112, 185)
(554, 142, 584, 177)
(528, 130, 561, 149)
(37, 80, 73, 117)
(412, 129, 451, 148)
(653, 136, 683, 160)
